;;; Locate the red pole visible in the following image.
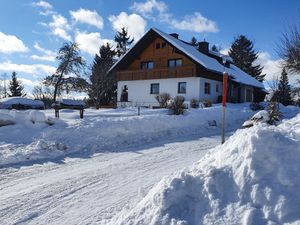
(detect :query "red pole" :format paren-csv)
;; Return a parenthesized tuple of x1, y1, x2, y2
(221, 71, 228, 144)
(222, 71, 228, 107)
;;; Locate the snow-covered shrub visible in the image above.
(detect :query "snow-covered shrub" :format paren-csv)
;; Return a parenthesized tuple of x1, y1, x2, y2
(202, 99, 212, 108)
(249, 102, 264, 111)
(167, 96, 185, 115)
(0, 112, 15, 127)
(28, 111, 47, 124)
(190, 98, 199, 108)
(155, 93, 171, 108)
(267, 101, 282, 125)
(242, 110, 269, 128)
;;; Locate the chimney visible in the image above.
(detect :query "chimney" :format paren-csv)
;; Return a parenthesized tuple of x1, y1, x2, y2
(169, 33, 179, 39)
(198, 41, 209, 54)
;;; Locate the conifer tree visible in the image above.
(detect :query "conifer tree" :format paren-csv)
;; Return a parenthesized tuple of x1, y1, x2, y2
(277, 68, 292, 105)
(228, 35, 265, 82)
(190, 36, 197, 46)
(9, 72, 26, 97)
(211, 44, 220, 52)
(89, 43, 116, 108)
(114, 27, 134, 57)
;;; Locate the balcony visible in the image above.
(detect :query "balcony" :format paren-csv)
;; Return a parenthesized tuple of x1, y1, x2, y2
(117, 66, 196, 81)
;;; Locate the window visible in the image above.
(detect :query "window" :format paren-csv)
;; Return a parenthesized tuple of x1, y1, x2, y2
(156, 43, 161, 49)
(150, 83, 160, 94)
(162, 42, 167, 48)
(216, 84, 219, 93)
(204, 82, 211, 95)
(141, 61, 154, 69)
(178, 82, 187, 94)
(168, 59, 182, 67)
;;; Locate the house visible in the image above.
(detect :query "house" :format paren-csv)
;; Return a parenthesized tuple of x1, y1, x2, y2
(109, 28, 267, 107)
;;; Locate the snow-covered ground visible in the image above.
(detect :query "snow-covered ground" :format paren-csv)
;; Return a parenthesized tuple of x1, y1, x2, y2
(112, 114, 300, 225)
(0, 104, 299, 225)
(0, 104, 264, 167)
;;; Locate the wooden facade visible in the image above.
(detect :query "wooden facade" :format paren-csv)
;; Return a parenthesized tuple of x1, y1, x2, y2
(117, 37, 198, 81)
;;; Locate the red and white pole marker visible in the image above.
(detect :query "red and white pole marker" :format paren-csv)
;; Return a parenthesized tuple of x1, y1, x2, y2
(221, 71, 228, 144)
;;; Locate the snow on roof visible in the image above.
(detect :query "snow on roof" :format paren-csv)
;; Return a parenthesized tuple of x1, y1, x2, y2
(0, 97, 44, 109)
(153, 28, 265, 89)
(209, 50, 233, 62)
(228, 65, 265, 89)
(110, 27, 265, 90)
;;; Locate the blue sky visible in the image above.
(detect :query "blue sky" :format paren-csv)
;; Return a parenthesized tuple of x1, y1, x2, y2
(0, 0, 299, 93)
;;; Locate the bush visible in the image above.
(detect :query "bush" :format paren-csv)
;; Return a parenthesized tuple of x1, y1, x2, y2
(267, 102, 282, 125)
(190, 98, 199, 108)
(249, 102, 264, 111)
(167, 96, 185, 115)
(155, 93, 171, 108)
(202, 99, 212, 108)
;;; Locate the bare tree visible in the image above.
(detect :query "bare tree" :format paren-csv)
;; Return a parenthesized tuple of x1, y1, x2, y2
(44, 42, 87, 102)
(278, 25, 300, 74)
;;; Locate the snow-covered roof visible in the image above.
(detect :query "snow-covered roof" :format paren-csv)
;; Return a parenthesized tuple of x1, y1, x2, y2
(153, 28, 265, 89)
(0, 97, 44, 109)
(110, 27, 265, 90)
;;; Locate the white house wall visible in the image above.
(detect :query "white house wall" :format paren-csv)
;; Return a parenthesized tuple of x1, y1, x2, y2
(117, 77, 201, 107)
(199, 77, 223, 103)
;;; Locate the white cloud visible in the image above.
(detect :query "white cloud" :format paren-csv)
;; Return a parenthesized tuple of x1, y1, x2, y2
(49, 14, 72, 41)
(131, 0, 168, 16)
(32, 0, 52, 9)
(256, 52, 283, 82)
(31, 43, 56, 62)
(171, 12, 218, 33)
(70, 8, 104, 29)
(131, 0, 218, 33)
(0, 32, 29, 54)
(109, 12, 146, 41)
(0, 61, 56, 76)
(32, 1, 54, 16)
(75, 31, 114, 55)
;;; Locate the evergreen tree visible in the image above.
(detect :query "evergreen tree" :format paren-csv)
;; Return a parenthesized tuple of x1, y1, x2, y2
(228, 35, 265, 82)
(211, 44, 220, 52)
(114, 27, 134, 57)
(277, 68, 292, 105)
(9, 72, 26, 97)
(89, 43, 116, 108)
(190, 36, 197, 46)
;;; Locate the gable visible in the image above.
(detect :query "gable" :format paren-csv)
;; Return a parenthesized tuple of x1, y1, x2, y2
(125, 37, 197, 71)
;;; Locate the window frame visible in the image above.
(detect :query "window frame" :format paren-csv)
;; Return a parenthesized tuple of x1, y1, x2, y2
(168, 58, 182, 68)
(140, 61, 154, 70)
(204, 82, 211, 95)
(178, 82, 187, 94)
(150, 83, 160, 94)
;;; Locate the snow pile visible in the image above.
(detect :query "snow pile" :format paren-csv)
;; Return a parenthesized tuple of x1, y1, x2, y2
(0, 97, 44, 109)
(0, 112, 15, 126)
(112, 114, 300, 225)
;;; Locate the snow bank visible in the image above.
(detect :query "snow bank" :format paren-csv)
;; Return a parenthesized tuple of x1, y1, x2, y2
(112, 114, 300, 225)
(0, 97, 44, 109)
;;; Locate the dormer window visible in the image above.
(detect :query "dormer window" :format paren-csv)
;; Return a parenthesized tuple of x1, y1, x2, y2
(141, 61, 154, 69)
(168, 58, 182, 68)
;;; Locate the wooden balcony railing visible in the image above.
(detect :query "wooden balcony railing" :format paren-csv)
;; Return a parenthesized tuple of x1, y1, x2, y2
(117, 66, 196, 81)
